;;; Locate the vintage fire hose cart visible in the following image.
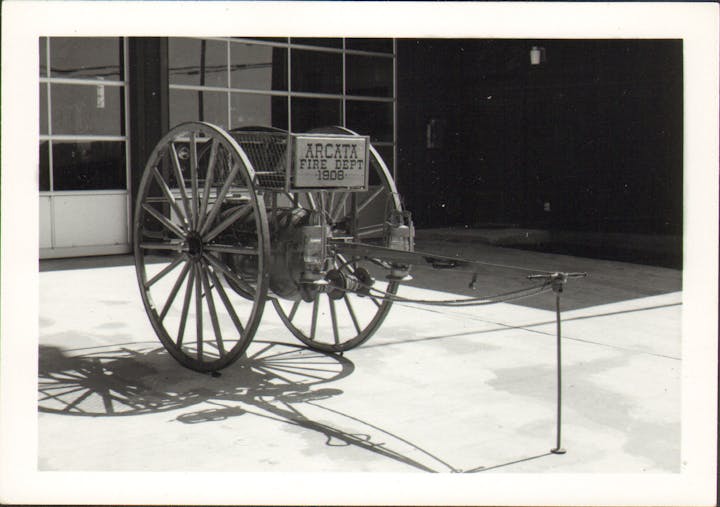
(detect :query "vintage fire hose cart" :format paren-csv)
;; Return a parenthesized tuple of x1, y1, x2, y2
(134, 122, 585, 452)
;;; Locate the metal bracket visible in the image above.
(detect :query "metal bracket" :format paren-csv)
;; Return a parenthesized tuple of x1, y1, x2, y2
(527, 271, 587, 293)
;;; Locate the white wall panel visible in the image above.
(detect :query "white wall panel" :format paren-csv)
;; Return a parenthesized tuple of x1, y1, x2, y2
(39, 196, 53, 249)
(52, 193, 128, 248)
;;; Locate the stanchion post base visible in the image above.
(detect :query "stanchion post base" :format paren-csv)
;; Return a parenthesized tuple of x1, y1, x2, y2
(551, 448, 567, 455)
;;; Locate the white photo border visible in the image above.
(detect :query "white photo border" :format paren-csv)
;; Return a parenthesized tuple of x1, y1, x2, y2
(1, 1, 718, 505)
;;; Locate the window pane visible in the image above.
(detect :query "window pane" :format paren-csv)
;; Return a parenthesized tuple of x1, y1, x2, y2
(346, 100, 393, 142)
(52, 141, 126, 190)
(40, 83, 48, 135)
(230, 93, 288, 130)
(230, 43, 287, 91)
(169, 89, 228, 129)
(346, 38, 393, 54)
(169, 38, 228, 88)
(291, 49, 342, 94)
(51, 83, 125, 135)
(39, 37, 48, 77)
(39, 141, 50, 191)
(50, 37, 123, 81)
(291, 38, 342, 49)
(346, 54, 393, 97)
(291, 97, 341, 133)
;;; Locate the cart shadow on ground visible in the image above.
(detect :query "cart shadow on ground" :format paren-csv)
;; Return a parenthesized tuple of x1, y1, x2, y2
(39, 341, 555, 473)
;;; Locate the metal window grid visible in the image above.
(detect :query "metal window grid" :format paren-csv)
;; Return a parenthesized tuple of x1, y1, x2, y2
(167, 37, 397, 177)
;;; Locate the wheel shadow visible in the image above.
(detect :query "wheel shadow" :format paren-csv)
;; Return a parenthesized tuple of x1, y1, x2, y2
(38, 341, 353, 417)
(38, 341, 562, 473)
(38, 341, 446, 471)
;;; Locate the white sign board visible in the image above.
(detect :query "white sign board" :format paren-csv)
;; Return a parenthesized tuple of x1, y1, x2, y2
(291, 134, 369, 191)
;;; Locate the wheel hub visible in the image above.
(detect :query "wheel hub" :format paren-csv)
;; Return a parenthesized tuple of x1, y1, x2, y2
(186, 231, 204, 260)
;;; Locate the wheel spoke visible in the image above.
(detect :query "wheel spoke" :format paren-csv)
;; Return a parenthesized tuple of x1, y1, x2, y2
(248, 342, 273, 360)
(159, 259, 192, 321)
(206, 264, 245, 336)
(203, 204, 253, 242)
(203, 253, 256, 297)
(194, 263, 203, 360)
(259, 364, 326, 381)
(142, 203, 186, 240)
(189, 132, 200, 229)
(282, 191, 299, 208)
(310, 297, 319, 340)
(144, 254, 186, 289)
(139, 241, 183, 252)
(152, 166, 188, 229)
(198, 139, 218, 232)
(327, 191, 336, 219)
(319, 192, 328, 215)
(176, 263, 196, 348)
(204, 244, 258, 256)
(260, 363, 338, 374)
(199, 259, 225, 355)
(357, 224, 385, 238)
(328, 297, 340, 345)
(357, 186, 384, 214)
(39, 386, 87, 402)
(253, 365, 295, 385)
(305, 193, 318, 211)
(287, 299, 301, 323)
(343, 295, 362, 334)
(62, 389, 94, 413)
(169, 142, 193, 224)
(330, 192, 350, 223)
(199, 163, 241, 236)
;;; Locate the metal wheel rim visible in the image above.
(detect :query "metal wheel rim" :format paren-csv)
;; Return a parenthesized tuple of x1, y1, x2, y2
(134, 121, 269, 372)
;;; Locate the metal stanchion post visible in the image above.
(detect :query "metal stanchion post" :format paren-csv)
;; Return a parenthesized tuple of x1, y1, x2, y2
(528, 272, 587, 455)
(551, 282, 566, 455)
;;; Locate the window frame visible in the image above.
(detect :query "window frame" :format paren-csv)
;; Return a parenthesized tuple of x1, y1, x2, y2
(39, 37, 132, 255)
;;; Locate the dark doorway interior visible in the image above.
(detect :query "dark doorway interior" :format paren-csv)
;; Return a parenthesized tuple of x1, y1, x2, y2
(396, 39, 683, 266)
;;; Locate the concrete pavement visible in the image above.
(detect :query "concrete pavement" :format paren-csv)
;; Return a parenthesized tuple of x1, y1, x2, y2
(38, 244, 681, 475)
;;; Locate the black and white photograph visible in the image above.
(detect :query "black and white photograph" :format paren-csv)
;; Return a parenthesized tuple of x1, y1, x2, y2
(1, 2, 718, 505)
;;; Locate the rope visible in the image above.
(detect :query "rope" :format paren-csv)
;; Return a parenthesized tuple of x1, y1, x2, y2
(327, 279, 554, 307)
(365, 282, 554, 307)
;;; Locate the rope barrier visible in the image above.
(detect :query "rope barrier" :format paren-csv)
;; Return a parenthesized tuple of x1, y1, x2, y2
(325, 266, 586, 308)
(322, 277, 555, 307)
(363, 282, 554, 307)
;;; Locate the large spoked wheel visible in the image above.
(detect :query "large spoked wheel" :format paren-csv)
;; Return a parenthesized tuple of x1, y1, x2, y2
(134, 122, 270, 372)
(272, 127, 401, 353)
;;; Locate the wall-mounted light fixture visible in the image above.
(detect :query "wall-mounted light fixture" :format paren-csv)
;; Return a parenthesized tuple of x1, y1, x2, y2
(530, 46, 546, 65)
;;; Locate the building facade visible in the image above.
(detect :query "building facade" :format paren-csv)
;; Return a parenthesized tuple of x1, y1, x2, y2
(39, 37, 683, 265)
(39, 37, 396, 259)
